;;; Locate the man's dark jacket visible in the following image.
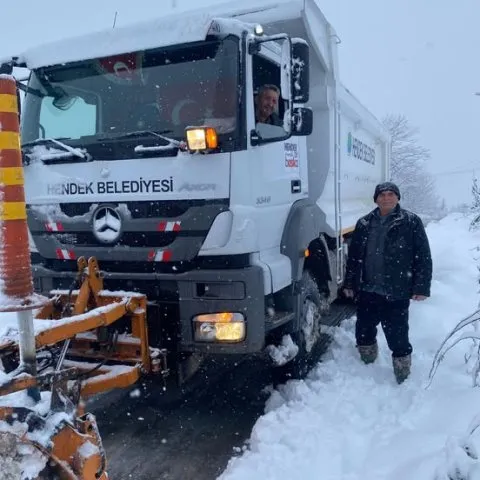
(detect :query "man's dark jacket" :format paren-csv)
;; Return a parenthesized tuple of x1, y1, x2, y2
(343, 205, 432, 300)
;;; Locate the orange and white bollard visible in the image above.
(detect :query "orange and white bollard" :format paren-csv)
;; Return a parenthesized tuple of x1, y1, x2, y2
(0, 75, 45, 400)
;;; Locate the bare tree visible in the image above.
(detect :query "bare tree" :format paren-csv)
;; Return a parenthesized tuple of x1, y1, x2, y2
(470, 177, 480, 229)
(382, 114, 441, 217)
(383, 114, 430, 177)
(428, 309, 480, 478)
(400, 170, 441, 215)
(427, 309, 480, 389)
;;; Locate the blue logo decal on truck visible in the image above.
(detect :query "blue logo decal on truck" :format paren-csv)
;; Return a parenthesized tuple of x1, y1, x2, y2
(347, 132, 375, 165)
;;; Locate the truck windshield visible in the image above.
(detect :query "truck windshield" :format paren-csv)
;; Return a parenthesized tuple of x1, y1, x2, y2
(21, 37, 239, 154)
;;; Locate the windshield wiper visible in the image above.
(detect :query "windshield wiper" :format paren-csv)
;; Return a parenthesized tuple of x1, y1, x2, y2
(16, 82, 45, 99)
(22, 138, 87, 159)
(101, 130, 183, 149)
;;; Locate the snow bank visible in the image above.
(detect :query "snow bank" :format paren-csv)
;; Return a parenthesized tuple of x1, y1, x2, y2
(219, 213, 480, 480)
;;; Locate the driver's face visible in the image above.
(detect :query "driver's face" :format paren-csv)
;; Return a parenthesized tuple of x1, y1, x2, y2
(257, 89, 279, 119)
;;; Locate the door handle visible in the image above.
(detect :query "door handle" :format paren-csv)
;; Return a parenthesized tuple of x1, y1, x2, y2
(291, 179, 301, 194)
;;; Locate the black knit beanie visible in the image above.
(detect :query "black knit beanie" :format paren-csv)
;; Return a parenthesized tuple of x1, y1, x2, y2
(373, 182, 401, 202)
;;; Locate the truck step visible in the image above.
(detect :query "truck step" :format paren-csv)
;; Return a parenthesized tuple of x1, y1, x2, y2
(265, 311, 295, 331)
(320, 302, 356, 327)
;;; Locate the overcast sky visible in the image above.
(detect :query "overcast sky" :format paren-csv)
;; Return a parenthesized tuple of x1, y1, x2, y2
(1, 0, 478, 206)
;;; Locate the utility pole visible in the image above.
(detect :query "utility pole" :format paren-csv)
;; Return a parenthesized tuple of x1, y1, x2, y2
(112, 11, 118, 29)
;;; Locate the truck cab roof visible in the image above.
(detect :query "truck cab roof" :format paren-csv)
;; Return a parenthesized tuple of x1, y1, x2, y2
(12, 0, 333, 70)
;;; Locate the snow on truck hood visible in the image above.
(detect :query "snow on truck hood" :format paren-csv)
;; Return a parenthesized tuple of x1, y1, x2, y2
(14, 0, 303, 70)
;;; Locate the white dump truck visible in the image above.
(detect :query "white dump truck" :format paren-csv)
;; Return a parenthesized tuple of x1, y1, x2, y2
(2, 0, 389, 381)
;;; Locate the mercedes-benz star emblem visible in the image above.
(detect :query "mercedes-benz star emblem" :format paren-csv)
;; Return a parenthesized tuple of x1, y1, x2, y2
(92, 206, 122, 244)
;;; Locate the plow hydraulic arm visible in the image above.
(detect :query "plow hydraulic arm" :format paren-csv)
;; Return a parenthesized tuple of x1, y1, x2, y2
(0, 256, 163, 479)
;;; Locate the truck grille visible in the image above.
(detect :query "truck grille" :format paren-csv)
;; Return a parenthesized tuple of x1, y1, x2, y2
(28, 198, 229, 264)
(52, 231, 178, 248)
(59, 199, 213, 219)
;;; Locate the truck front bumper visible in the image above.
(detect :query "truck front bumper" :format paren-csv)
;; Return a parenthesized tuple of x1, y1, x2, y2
(32, 264, 266, 354)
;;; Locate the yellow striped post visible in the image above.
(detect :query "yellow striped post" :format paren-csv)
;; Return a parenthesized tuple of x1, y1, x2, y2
(0, 76, 32, 296)
(0, 75, 40, 400)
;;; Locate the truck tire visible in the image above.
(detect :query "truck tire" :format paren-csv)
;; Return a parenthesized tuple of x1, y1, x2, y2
(278, 270, 329, 379)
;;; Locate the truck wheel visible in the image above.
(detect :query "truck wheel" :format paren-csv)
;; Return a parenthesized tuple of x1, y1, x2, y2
(276, 270, 329, 380)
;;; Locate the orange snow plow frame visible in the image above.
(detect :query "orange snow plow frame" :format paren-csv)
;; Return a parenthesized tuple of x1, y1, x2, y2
(0, 256, 164, 479)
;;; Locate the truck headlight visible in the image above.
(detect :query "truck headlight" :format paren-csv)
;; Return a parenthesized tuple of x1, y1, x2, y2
(185, 127, 218, 152)
(193, 312, 245, 342)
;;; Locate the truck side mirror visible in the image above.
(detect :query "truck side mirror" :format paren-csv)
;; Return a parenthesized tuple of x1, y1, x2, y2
(291, 39, 310, 103)
(291, 107, 313, 136)
(0, 62, 13, 75)
(280, 40, 292, 102)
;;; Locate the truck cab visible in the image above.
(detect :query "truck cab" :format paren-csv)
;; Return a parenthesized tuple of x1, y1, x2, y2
(1, 0, 389, 381)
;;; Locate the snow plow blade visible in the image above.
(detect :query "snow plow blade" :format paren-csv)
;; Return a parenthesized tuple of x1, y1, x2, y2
(0, 409, 108, 479)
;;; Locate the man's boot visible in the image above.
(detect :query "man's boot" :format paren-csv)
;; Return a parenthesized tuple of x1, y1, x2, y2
(393, 355, 411, 384)
(357, 343, 378, 364)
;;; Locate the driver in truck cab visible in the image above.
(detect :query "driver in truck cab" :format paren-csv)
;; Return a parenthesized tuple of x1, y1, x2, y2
(255, 84, 283, 126)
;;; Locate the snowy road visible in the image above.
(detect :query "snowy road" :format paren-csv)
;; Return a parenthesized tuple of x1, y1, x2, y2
(90, 303, 354, 479)
(92, 357, 273, 479)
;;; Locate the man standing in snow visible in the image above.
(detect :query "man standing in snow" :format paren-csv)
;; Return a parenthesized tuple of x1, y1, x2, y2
(342, 182, 432, 384)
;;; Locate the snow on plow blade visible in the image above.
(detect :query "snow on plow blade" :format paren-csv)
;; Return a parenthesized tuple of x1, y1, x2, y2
(0, 409, 108, 479)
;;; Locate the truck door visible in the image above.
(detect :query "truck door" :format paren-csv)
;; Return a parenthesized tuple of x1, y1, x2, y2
(244, 50, 306, 252)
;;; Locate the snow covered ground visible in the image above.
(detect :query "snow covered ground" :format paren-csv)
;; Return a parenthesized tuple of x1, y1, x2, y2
(219, 213, 480, 480)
